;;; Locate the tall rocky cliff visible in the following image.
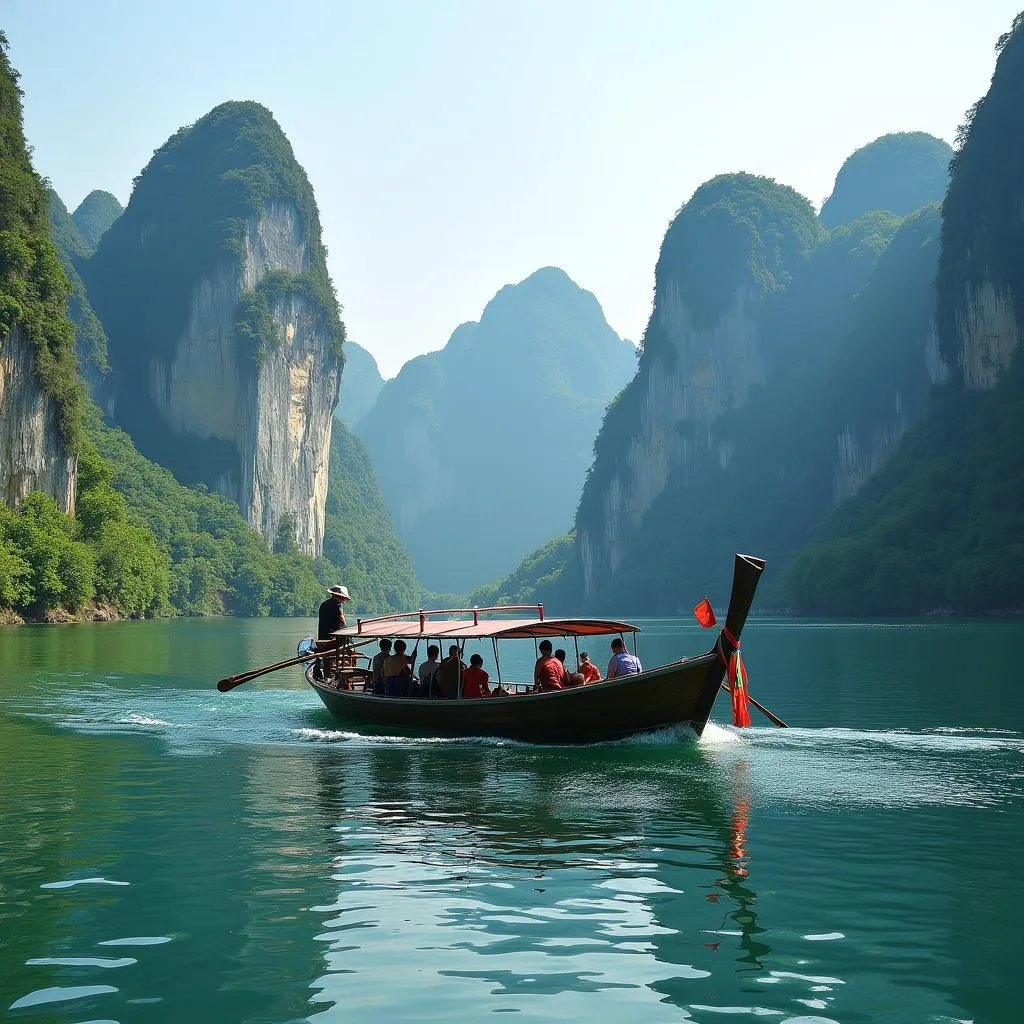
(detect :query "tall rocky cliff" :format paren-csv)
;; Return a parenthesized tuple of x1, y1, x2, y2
(356, 267, 636, 593)
(527, 161, 947, 613)
(0, 34, 79, 513)
(574, 175, 825, 607)
(782, 12, 1024, 614)
(84, 102, 344, 556)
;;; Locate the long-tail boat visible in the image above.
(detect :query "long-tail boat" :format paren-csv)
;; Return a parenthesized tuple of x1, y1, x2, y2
(296, 553, 767, 744)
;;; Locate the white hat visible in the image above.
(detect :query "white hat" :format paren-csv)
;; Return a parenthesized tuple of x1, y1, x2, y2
(328, 585, 350, 600)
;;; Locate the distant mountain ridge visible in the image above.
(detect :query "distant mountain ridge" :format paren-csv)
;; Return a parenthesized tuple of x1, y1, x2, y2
(357, 267, 636, 593)
(336, 341, 385, 425)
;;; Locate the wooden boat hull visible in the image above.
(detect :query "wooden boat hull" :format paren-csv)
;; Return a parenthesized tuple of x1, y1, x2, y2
(308, 651, 725, 744)
(305, 553, 766, 744)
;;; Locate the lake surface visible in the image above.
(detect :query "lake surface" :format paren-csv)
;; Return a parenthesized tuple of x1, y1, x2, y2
(1, 616, 1021, 1023)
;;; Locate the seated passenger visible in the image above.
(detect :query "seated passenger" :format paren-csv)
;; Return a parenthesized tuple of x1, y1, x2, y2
(606, 637, 643, 678)
(435, 645, 464, 700)
(557, 648, 584, 687)
(418, 644, 442, 698)
(534, 639, 566, 691)
(461, 653, 491, 699)
(371, 638, 392, 695)
(578, 651, 601, 684)
(383, 639, 412, 697)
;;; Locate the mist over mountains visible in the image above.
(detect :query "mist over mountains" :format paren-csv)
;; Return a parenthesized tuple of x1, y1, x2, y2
(355, 267, 636, 594)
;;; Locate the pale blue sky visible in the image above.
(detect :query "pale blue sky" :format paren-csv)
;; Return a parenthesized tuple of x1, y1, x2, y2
(6, 0, 1021, 375)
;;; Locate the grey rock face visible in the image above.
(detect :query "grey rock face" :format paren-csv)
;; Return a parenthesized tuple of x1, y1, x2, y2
(143, 200, 340, 555)
(0, 326, 77, 513)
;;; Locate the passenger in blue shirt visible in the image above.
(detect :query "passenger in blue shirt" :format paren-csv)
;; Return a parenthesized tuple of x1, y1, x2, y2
(606, 637, 643, 678)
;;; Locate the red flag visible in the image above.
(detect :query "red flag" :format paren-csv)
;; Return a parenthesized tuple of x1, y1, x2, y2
(693, 597, 717, 628)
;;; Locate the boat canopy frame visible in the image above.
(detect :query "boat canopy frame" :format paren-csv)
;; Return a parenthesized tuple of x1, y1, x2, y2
(332, 604, 639, 642)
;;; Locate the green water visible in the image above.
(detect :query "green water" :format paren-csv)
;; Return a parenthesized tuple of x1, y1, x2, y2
(0, 617, 1021, 1023)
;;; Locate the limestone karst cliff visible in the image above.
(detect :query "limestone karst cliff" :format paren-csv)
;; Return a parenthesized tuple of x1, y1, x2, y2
(783, 12, 1024, 614)
(937, 17, 1024, 392)
(819, 132, 953, 229)
(573, 174, 826, 608)
(84, 102, 344, 556)
(0, 34, 79, 514)
(502, 168, 946, 613)
(357, 267, 636, 593)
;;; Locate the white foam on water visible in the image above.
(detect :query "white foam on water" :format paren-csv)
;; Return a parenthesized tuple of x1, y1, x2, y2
(122, 713, 179, 727)
(40, 877, 129, 890)
(700, 722, 743, 746)
(803, 932, 845, 941)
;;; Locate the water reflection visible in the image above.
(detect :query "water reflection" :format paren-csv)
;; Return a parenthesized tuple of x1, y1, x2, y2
(304, 742, 773, 1021)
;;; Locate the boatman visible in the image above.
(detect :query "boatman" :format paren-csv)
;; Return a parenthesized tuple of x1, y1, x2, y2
(315, 584, 351, 680)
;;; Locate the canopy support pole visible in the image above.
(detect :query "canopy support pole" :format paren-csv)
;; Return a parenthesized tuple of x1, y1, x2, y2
(492, 637, 502, 691)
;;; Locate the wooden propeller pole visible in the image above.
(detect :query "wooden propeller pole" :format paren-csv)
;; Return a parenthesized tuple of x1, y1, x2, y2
(217, 651, 317, 692)
(720, 682, 788, 728)
(217, 638, 374, 693)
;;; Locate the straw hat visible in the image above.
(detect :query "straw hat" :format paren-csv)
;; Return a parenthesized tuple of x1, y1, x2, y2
(328, 585, 351, 600)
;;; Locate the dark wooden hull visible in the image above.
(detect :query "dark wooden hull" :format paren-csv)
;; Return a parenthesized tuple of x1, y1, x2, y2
(308, 651, 726, 744)
(305, 553, 766, 745)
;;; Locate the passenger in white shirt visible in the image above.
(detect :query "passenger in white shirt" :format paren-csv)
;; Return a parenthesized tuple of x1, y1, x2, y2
(417, 644, 442, 698)
(606, 637, 643, 678)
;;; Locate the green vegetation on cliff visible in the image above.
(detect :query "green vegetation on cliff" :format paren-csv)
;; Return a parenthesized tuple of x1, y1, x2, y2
(71, 189, 122, 252)
(83, 101, 345, 478)
(0, 438, 169, 620)
(819, 132, 953, 229)
(0, 33, 82, 449)
(88, 406, 330, 616)
(87, 100, 341, 363)
(937, 14, 1024, 365)
(783, 13, 1024, 615)
(654, 173, 825, 336)
(467, 532, 577, 610)
(550, 166, 943, 613)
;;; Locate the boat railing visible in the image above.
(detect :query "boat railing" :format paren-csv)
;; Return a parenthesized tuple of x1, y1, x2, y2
(355, 604, 545, 634)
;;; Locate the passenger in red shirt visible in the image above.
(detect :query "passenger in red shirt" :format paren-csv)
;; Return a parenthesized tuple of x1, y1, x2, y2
(578, 652, 601, 684)
(533, 639, 566, 691)
(461, 654, 491, 699)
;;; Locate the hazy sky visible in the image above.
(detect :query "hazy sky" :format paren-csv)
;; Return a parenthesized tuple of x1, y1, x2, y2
(6, 0, 1021, 376)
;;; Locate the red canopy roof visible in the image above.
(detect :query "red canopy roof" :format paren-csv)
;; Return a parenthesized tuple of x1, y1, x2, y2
(333, 615, 638, 641)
